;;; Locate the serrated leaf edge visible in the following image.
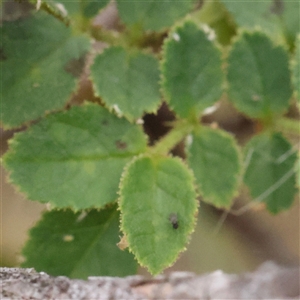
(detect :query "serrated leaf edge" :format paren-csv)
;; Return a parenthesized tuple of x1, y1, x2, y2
(225, 28, 293, 119)
(89, 46, 162, 123)
(160, 18, 224, 120)
(117, 153, 199, 274)
(2, 102, 138, 211)
(186, 125, 243, 209)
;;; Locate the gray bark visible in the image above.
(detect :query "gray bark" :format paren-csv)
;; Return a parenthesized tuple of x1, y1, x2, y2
(1, 261, 299, 299)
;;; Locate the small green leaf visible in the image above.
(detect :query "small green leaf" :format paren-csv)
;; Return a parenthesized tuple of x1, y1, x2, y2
(116, 0, 194, 31)
(292, 34, 300, 102)
(3, 103, 147, 210)
(91, 46, 161, 122)
(243, 132, 298, 214)
(22, 204, 137, 278)
(161, 20, 223, 119)
(58, 0, 110, 18)
(227, 31, 292, 119)
(186, 126, 241, 208)
(281, 2, 300, 46)
(119, 155, 198, 275)
(0, 11, 90, 128)
(221, 0, 283, 41)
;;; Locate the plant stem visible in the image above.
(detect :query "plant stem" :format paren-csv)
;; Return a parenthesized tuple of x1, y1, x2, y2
(90, 27, 123, 46)
(150, 120, 194, 156)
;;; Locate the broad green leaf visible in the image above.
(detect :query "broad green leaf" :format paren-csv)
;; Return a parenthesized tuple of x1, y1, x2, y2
(91, 46, 161, 122)
(281, 2, 300, 46)
(0, 10, 90, 129)
(3, 103, 147, 210)
(243, 132, 298, 214)
(292, 34, 300, 102)
(186, 126, 241, 208)
(22, 204, 137, 278)
(58, 0, 110, 18)
(161, 20, 223, 119)
(227, 31, 292, 119)
(116, 0, 195, 31)
(221, 0, 283, 41)
(222, 1, 299, 45)
(119, 155, 198, 275)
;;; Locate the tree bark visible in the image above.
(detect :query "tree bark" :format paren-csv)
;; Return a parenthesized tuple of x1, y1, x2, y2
(1, 261, 299, 299)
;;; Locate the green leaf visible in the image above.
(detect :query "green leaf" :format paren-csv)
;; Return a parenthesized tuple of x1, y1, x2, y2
(222, 1, 299, 46)
(3, 103, 147, 210)
(58, 0, 110, 18)
(281, 2, 300, 46)
(292, 34, 300, 102)
(0, 10, 90, 129)
(161, 20, 223, 119)
(186, 126, 241, 208)
(22, 204, 137, 279)
(227, 31, 292, 119)
(116, 0, 195, 31)
(243, 132, 298, 214)
(119, 155, 198, 275)
(90, 46, 161, 122)
(221, 0, 283, 41)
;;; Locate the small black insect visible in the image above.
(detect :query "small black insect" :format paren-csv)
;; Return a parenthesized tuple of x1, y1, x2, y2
(169, 213, 179, 229)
